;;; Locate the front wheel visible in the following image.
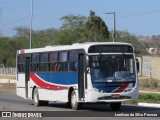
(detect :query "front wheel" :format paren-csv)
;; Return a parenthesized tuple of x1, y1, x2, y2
(110, 102, 121, 111)
(33, 88, 43, 106)
(71, 90, 81, 110)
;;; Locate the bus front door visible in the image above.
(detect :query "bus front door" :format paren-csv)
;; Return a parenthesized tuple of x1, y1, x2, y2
(78, 54, 85, 101)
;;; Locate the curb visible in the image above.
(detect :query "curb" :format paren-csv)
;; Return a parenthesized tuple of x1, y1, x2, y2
(138, 103, 160, 108)
(139, 91, 160, 94)
(0, 79, 16, 83)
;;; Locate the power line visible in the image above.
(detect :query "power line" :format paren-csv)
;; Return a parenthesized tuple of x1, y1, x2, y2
(3, 15, 30, 28)
(118, 9, 160, 19)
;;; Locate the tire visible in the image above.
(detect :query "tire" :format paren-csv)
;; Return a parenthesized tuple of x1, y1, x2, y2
(33, 88, 43, 106)
(42, 101, 49, 106)
(110, 102, 121, 111)
(71, 90, 81, 110)
(66, 102, 71, 108)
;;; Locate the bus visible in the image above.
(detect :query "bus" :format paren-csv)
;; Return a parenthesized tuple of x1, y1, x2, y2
(16, 42, 138, 110)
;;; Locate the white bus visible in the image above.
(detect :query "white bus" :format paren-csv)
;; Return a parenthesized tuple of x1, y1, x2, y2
(16, 42, 138, 110)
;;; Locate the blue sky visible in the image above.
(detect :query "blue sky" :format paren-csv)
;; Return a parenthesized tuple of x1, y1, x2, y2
(2, 0, 160, 36)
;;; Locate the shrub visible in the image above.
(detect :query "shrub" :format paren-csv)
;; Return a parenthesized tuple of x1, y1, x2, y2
(150, 79, 159, 89)
(142, 79, 150, 88)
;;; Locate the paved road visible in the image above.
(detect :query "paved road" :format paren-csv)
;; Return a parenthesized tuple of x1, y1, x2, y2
(0, 93, 160, 120)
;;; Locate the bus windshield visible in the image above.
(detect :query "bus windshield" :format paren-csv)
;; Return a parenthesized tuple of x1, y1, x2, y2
(89, 54, 136, 82)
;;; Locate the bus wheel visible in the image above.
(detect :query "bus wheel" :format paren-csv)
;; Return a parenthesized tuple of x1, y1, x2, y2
(42, 101, 49, 106)
(71, 90, 81, 110)
(110, 102, 121, 111)
(33, 88, 43, 106)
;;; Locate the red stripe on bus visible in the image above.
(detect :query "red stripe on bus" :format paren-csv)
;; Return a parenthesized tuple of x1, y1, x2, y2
(20, 50, 25, 54)
(112, 83, 129, 93)
(30, 73, 69, 90)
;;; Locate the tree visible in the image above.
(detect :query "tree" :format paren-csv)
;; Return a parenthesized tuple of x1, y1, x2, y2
(54, 14, 87, 45)
(0, 37, 12, 71)
(60, 14, 87, 30)
(14, 26, 30, 38)
(32, 28, 58, 48)
(85, 10, 110, 41)
(112, 30, 145, 55)
(55, 11, 110, 44)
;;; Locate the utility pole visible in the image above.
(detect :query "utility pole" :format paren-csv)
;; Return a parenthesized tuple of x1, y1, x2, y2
(0, 0, 2, 37)
(105, 12, 116, 42)
(30, 0, 33, 49)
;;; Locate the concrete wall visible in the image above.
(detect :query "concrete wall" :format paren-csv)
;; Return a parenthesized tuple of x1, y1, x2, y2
(140, 56, 160, 80)
(151, 57, 160, 80)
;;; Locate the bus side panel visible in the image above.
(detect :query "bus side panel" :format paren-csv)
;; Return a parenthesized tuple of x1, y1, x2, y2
(16, 73, 27, 99)
(38, 89, 68, 102)
(29, 72, 78, 102)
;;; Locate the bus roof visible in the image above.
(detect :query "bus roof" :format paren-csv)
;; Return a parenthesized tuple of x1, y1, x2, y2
(18, 42, 134, 54)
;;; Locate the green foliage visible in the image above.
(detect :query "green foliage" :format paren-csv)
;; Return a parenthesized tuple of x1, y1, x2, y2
(142, 79, 150, 88)
(32, 28, 58, 48)
(85, 10, 110, 41)
(150, 79, 159, 89)
(142, 78, 159, 89)
(56, 11, 110, 44)
(138, 93, 160, 103)
(60, 14, 87, 30)
(0, 37, 10, 67)
(53, 30, 77, 45)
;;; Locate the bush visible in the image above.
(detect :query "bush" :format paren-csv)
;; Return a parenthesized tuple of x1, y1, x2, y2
(150, 79, 159, 89)
(142, 78, 159, 89)
(142, 79, 150, 88)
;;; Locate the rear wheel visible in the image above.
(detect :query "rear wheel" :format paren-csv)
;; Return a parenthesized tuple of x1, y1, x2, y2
(33, 88, 43, 106)
(110, 102, 121, 111)
(71, 90, 81, 110)
(42, 101, 49, 106)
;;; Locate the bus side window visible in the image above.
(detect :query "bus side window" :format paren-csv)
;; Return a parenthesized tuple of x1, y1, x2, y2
(49, 52, 58, 72)
(59, 52, 68, 71)
(68, 62, 71, 71)
(54, 63, 59, 72)
(17, 55, 25, 73)
(75, 61, 78, 71)
(69, 51, 78, 71)
(31, 54, 39, 72)
(39, 53, 48, 72)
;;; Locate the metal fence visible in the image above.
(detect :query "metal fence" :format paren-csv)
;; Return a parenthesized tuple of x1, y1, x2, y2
(0, 67, 16, 74)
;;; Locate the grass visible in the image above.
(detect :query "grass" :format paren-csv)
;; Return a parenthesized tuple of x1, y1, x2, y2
(138, 93, 160, 104)
(124, 93, 160, 105)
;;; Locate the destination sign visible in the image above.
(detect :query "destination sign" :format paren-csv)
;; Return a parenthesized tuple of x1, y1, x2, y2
(88, 45, 134, 53)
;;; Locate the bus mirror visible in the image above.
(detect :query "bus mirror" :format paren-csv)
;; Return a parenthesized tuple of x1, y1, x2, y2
(87, 68, 90, 74)
(136, 58, 139, 73)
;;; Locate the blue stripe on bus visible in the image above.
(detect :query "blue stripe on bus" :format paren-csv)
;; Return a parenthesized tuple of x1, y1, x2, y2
(93, 83, 121, 92)
(36, 72, 78, 85)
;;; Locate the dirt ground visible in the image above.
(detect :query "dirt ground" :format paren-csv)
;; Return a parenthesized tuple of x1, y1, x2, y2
(0, 75, 160, 95)
(0, 74, 16, 94)
(138, 76, 160, 92)
(0, 83, 16, 94)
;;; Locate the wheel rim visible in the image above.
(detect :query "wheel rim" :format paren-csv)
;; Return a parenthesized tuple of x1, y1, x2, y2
(71, 92, 77, 108)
